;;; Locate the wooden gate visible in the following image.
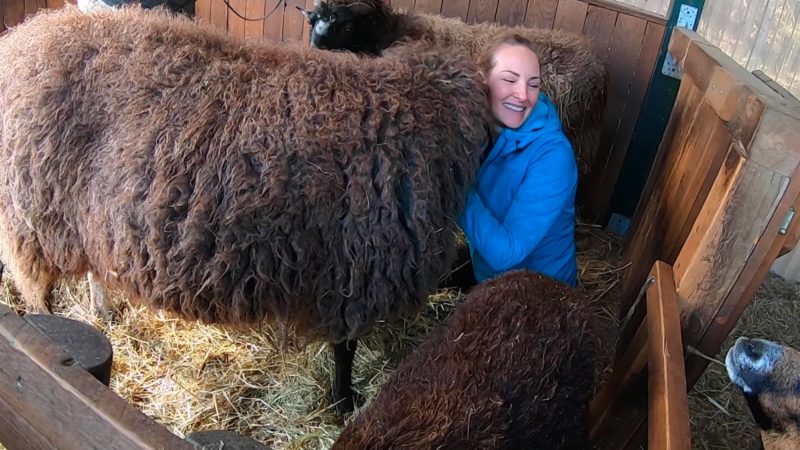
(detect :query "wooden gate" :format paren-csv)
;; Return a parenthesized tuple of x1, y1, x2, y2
(592, 26, 800, 448)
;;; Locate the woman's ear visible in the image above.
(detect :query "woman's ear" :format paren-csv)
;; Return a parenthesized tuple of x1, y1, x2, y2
(478, 69, 487, 83)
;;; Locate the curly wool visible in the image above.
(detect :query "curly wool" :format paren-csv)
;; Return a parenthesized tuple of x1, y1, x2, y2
(0, 7, 490, 342)
(325, 0, 607, 178)
(333, 270, 597, 449)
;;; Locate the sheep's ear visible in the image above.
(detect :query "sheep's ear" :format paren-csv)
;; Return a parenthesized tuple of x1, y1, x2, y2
(346, 2, 374, 16)
(296, 5, 312, 18)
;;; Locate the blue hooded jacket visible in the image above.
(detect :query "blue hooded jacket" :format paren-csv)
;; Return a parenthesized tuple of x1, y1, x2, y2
(459, 94, 577, 286)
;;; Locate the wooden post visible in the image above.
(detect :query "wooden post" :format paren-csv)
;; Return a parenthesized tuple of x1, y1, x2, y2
(25, 314, 114, 386)
(0, 305, 193, 450)
(591, 261, 691, 450)
(646, 262, 690, 450)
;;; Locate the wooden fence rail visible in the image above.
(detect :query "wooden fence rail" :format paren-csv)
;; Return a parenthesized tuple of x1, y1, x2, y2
(0, 305, 194, 450)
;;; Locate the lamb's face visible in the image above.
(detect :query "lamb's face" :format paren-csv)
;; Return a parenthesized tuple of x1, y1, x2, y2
(726, 337, 800, 448)
(300, 2, 380, 54)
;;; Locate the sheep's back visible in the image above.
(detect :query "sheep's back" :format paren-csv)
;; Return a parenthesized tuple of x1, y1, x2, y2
(396, 12, 607, 179)
(0, 7, 490, 341)
(334, 270, 596, 449)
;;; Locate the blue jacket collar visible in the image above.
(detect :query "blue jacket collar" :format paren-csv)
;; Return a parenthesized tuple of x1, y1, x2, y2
(491, 94, 561, 158)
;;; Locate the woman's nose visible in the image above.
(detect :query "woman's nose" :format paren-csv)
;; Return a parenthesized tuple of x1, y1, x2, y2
(512, 83, 527, 100)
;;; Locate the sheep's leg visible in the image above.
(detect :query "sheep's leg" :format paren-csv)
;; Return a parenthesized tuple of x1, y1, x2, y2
(87, 272, 113, 321)
(3, 259, 57, 314)
(331, 339, 358, 415)
(439, 243, 477, 291)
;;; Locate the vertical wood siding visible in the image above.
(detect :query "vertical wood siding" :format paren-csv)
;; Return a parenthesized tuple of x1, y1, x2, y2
(699, 0, 800, 99)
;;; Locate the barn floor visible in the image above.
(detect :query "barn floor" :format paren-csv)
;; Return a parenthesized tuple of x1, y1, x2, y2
(1, 224, 795, 449)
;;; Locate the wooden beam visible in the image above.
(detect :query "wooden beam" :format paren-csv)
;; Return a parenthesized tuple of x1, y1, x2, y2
(592, 261, 691, 449)
(646, 261, 691, 450)
(590, 267, 655, 449)
(0, 305, 193, 450)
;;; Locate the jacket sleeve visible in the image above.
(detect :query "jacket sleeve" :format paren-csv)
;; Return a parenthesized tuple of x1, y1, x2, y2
(459, 141, 577, 273)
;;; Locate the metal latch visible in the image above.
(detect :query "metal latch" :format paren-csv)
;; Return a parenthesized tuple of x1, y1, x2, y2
(779, 207, 796, 235)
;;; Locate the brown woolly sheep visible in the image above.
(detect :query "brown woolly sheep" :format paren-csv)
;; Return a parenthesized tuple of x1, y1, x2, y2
(726, 337, 800, 450)
(332, 270, 596, 449)
(300, 0, 608, 180)
(0, 6, 491, 414)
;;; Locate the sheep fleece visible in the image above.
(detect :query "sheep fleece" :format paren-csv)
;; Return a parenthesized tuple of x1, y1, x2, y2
(328, 0, 607, 177)
(334, 270, 596, 449)
(0, 7, 490, 342)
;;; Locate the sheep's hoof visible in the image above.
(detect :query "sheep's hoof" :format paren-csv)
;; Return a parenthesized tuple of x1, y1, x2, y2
(332, 388, 363, 417)
(331, 340, 360, 416)
(92, 303, 115, 323)
(88, 272, 114, 323)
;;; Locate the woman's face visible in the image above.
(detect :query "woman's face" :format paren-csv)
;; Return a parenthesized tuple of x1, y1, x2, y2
(485, 44, 541, 129)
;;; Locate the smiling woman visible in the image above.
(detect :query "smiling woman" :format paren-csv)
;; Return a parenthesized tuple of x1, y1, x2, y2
(452, 33, 578, 289)
(481, 41, 541, 129)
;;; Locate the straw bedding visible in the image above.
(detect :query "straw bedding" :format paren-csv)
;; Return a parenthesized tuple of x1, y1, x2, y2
(3, 223, 793, 449)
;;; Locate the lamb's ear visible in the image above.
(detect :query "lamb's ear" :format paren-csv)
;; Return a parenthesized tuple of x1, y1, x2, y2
(296, 5, 312, 18)
(346, 2, 374, 16)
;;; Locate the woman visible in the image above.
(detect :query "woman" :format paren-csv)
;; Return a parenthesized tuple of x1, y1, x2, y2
(455, 33, 578, 288)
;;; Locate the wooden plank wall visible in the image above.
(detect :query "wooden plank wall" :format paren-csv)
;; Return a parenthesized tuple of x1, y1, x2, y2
(698, 0, 800, 100)
(1, 0, 65, 32)
(194, 0, 310, 44)
(610, 0, 669, 16)
(197, 0, 668, 221)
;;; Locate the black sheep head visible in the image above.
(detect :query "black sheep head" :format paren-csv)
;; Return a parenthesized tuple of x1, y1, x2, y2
(298, 1, 385, 55)
(725, 337, 800, 448)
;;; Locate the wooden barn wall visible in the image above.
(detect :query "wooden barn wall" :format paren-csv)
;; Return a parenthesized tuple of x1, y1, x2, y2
(0, 0, 668, 220)
(604, 0, 670, 16)
(698, 0, 800, 99)
(1, 0, 66, 33)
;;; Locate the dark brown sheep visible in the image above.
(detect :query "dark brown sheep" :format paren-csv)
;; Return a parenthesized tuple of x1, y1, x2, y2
(0, 6, 490, 413)
(333, 270, 596, 449)
(301, 0, 608, 180)
(726, 337, 800, 450)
